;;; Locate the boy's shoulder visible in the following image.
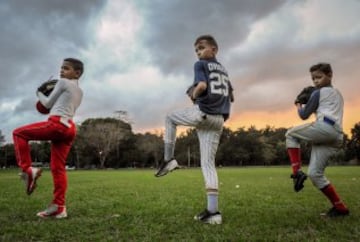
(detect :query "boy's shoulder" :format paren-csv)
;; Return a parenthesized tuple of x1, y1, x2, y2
(319, 86, 343, 97)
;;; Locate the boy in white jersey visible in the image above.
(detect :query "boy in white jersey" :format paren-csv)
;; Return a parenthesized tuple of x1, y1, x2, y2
(286, 63, 349, 217)
(13, 58, 84, 219)
(155, 35, 234, 224)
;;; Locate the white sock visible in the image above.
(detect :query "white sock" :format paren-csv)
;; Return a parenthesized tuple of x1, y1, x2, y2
(164, 143, 174, 161)
(207, 193, 218, 213)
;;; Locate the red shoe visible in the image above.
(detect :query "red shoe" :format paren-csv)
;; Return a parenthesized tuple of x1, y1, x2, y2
(20, 167, 42, 195)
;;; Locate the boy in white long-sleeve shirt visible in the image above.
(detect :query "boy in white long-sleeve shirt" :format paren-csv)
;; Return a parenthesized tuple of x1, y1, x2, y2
(13, 58, 83, 219)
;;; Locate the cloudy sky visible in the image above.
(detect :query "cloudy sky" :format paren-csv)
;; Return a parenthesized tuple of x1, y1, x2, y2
(1, 0, 360, 143)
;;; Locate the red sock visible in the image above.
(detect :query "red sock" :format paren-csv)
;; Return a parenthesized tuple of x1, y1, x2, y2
(287, 148, 301, 175)
(321, 184, 348, 211)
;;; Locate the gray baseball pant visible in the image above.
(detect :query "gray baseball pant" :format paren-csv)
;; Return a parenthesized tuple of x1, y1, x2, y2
(285, 121, 343, 189)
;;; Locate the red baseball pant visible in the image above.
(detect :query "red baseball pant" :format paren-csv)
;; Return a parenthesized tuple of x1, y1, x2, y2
(13, 116, 76, 206)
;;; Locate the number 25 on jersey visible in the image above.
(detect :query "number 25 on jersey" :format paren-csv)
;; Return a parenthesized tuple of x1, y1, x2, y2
(209, 72, 230, 96)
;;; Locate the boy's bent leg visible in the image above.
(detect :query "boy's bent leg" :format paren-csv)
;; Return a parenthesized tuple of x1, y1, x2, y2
(155, 113, 178, 177)
(307, 146, 333, 189)
(285, 124, 313, 174)
(13, 121, 54, 195)
(13, 121, 53, 171)
(308, 146, 349, 217)
(164, 106, 204, 160)
(155, 106, 203, 177)
(285, 123, 324, 192)
(164, 114, 177, 162)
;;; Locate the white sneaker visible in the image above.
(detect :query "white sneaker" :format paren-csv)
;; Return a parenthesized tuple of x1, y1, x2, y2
(20, 167, 42, 195)
(37, 204, 67, 219)
(154, 159, 179, 177)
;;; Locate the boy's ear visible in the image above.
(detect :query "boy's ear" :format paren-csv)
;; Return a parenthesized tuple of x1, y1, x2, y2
(75, 70, 81, 78)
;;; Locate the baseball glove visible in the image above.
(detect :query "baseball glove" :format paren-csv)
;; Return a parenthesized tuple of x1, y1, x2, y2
(37, 79, 58, 96)
(295, 86, 316, 104)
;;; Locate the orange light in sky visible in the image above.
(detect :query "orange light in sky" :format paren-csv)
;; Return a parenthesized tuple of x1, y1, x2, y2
(226, 101, 360, 136)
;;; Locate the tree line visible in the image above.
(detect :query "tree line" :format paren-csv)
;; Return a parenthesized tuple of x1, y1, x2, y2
(1, 118, 359, 168)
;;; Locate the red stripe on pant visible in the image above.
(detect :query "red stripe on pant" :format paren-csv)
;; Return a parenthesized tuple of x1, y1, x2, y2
(13, 116, 76, 206)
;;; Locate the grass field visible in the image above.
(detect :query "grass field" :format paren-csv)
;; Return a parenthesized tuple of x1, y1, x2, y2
(0, 166, 359, 242)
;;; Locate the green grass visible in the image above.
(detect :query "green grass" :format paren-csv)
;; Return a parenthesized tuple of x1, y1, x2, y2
(0, 166, 359, 242)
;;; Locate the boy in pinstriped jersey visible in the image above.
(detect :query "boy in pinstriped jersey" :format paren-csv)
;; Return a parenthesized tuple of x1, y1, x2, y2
(155, 35, 234, 224)
(286, 63, 349, 217)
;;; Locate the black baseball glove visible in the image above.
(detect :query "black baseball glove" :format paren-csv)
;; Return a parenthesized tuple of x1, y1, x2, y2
(295, 86, 316, 104)
(37, 79, 58, 96)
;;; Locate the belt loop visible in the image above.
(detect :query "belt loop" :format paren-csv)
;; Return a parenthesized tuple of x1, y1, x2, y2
(59, 117, 71, 128)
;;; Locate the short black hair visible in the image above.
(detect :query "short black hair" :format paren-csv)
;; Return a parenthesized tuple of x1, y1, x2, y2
(194, 35, 218, 50)
(64, 58, 84, 77)
(309, 63, 332, 76)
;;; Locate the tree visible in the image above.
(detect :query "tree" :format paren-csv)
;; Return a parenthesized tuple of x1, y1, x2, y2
(0, 130, 4, 146)
(0, 143, 16, 168)
(76, 118, 133, 168)
(0, 130, 6, 167)
(175, 128, 200, 167)
(346, 122, 360, 163)
(135, 132, 163, 168)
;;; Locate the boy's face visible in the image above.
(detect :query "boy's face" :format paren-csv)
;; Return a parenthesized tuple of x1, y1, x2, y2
(60, 61, 80, 79)
(311, 70, 332, 88)
(194, 40, 217, 60)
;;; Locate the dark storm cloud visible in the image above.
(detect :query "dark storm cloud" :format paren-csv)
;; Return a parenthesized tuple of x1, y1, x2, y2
(140, 0, 287, 75)
(0, 0, 106, 141)
(0, 0, 106, 98)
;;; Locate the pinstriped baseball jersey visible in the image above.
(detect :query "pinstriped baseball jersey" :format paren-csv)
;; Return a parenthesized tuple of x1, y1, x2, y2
(193, 58, 233, 120)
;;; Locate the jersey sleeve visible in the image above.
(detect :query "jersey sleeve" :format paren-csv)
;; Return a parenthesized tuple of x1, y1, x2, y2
(37, 79, 65, 108)
(298, 89, 320, 119)
(193, 61, 207, 85)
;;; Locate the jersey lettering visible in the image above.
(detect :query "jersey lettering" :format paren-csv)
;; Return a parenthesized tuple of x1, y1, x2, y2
(208, 62, 228, 74)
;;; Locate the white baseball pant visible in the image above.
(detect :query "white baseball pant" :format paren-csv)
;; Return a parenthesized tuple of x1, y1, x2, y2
(285, 121, 343, 189)
(164, 105, 224, 191)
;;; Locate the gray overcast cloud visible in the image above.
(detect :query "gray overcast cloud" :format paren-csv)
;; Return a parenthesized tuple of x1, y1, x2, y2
(1, 0, 360, 142)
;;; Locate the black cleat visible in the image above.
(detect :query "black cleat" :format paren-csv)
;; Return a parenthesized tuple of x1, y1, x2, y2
(194, 209, 222, 224)
(320, 207, 350, 218)
(154, 159, 179, 177)
(290, 170, 307, 192)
